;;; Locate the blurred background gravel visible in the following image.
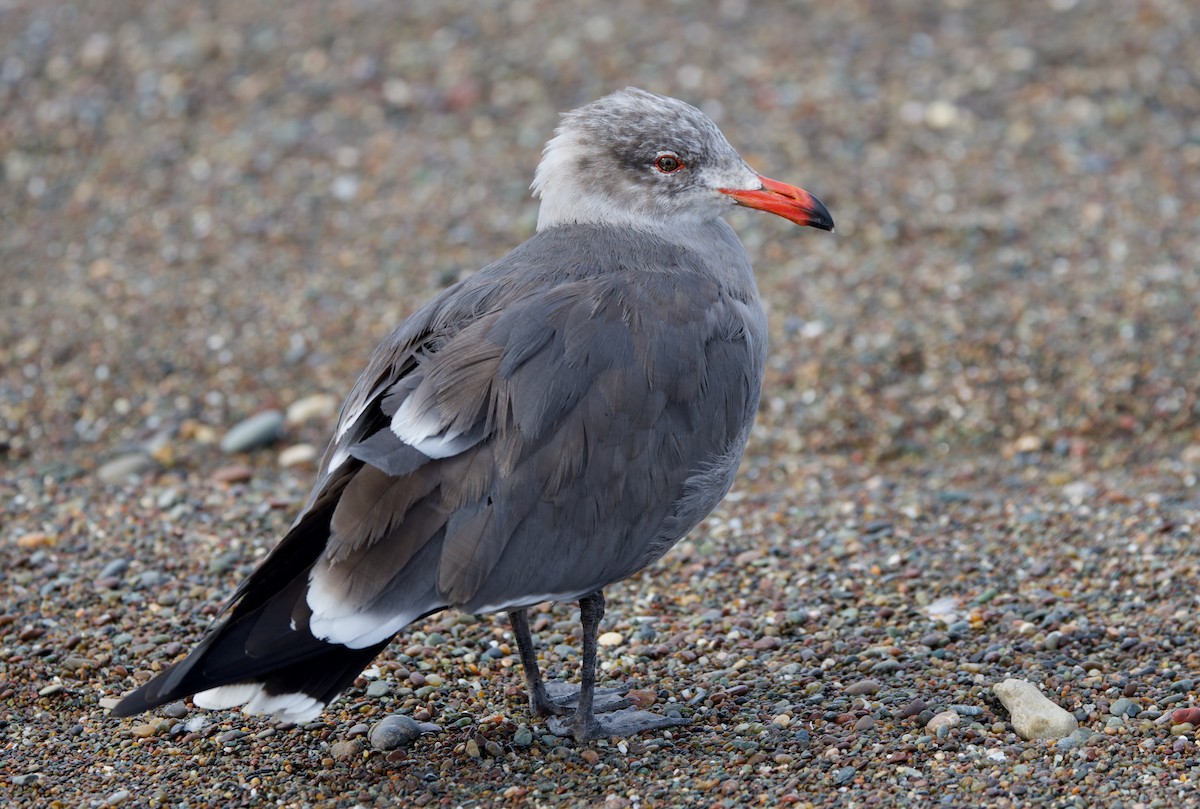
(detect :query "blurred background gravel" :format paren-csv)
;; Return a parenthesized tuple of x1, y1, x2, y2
(2, 1, 1199, 806)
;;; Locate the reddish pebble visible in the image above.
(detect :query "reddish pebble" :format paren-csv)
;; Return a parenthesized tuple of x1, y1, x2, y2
(580, 749, 600, 765)
(211, 464, 253, 484)
(625, 689, 656, 710)
(1173, 707, 1200, 725)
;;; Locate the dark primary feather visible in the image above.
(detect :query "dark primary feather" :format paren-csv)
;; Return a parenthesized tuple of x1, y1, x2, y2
(115, 218, 767, 715)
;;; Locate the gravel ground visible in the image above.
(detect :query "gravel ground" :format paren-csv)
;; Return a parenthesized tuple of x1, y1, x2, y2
(3, 1, 1200, 806)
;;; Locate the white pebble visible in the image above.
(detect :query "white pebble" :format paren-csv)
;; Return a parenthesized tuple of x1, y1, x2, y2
(925, 100, 959, 129)
(993, 678, 1079, 740)
(278, 443, 319, 467)
(285, 393, 339, 425)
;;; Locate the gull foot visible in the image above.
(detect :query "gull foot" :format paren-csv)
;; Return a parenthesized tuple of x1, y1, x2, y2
(536, 682, 630, 715)
(547, 707, 690, 742)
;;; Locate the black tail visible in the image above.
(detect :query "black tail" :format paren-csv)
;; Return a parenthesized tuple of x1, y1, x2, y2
(110, 572, 391, 717)
(111, 470, 391, 718)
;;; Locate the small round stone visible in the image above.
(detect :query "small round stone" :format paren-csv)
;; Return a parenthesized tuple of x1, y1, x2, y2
(219, 410, 285, 453)
(330, 738, 363, 760)
(96, 453, 155, 484)
(369, 715, 423, 750)
(597, 631, 624, 647)
(845, 678, 882, 696)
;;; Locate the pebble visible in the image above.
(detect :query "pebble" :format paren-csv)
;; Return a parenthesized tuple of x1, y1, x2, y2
(99, 559, 129, 579)
(211, 464, 254, 484)
(219, 410, 285, 453)
(16, 532, 55, 549)
(331, 739, 363, 760)
(285, 393, 338, 425)
(1061, 480, 1096, 504)
(96, 453, 154, 484)
(625, 689, 656, 709)
(949, 704, 984, 717)
(369, 714, 423, 750)
(926, 710, 960, 734)
(597, 631, 624, 647)
(1173, 707, 1200, 725)
(366, 680, 392, 698)
(1110, 697, 1138, 718)
(209, 550, 243, 574)
(130, 723, 160, 738)
(832, 766, 857, 785)
(278, 443, 319, 467)
(844, 678, 881, 696)
(1055, 728, 1095, 751)
(512, 726, 534, 747)
(993, 678, 1079, 740)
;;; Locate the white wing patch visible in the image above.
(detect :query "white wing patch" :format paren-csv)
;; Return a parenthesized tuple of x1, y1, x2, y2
(192, 683, 258, 710)
(193, 684, 325, 723)
(325, 446, 352, 475)
(306, 570, 430, 649)
(389, 393, 473, 459)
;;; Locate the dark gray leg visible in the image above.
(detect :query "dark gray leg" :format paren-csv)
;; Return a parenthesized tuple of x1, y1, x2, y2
(569, 590, 607, 740)
(508, 605, 628, 718)
(546, 591, 692, 743)
(508, 607, 570, 717)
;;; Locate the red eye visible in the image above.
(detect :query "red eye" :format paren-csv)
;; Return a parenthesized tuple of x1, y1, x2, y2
(654, 154, 684, 173)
